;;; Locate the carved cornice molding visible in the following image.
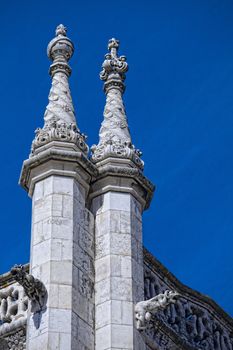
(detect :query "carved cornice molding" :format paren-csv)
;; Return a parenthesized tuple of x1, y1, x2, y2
(20, 146, 97, 195)
(90, 162, 155, 209)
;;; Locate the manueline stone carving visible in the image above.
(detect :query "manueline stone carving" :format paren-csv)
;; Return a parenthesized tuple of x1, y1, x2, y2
(4, 329, 26, 350)
(91, 38, 144, 169)
(0, 284, 28, 338)
(10, 265, 46, 313)
(135, 290, 179, 331)
(30, 24, 88, 156)
(143, 251, 233, 350)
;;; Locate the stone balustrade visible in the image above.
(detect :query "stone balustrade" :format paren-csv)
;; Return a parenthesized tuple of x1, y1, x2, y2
(143, 248, 233, 350)
(0, 267, 28, 349)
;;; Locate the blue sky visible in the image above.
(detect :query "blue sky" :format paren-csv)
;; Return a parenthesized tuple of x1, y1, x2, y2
(1, 0, 233, 315)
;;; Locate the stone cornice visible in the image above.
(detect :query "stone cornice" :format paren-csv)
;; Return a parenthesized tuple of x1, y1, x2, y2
(20, 144, 97, 196)
(90, 161, 155, 210)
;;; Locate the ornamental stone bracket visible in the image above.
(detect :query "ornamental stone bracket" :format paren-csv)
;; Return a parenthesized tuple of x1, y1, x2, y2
(10, 265, 47, 313)
(135, 290, 180, 331)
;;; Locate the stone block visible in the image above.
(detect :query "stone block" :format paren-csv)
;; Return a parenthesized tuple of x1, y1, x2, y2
(102, 192, 131, 212)
(111, 277, 132, 301)
(31, 239, 51, 266)
(121, 301, 134, 326)
(73, 242, 94, 280)
(121, 256, 132, 278)
(95, 279, 111, 305)
(53, 176, 74, 195)
(95, 301, 111, 329)
(49, 309, 72, 333)
(111, 324, 133, 348)
(110, 233, 131, 256)
(96, 234, 110, 259)
(33, 181, 44, 201)
(43, 176, 53, 196)
(62, 195, 73, 218)
(95, 256, 111, 282)
(50, 261, 72, 285)
(60, 332, 71, 349)
(111, 300, 122, 324)
(95, 325, 111, 350)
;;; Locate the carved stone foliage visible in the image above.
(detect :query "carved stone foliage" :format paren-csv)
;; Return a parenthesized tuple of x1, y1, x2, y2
(143, 250, 233, 350)
(10, 265, 46, 313)
(30, 120, 88, 156)
(0, 284, 28, 336)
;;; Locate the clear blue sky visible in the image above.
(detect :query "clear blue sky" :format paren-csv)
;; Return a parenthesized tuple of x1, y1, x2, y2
(1, 0, 233, 316)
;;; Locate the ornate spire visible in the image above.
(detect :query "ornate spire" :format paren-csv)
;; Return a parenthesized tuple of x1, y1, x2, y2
(30, 24, 88, 156)
(91, 38, 144, 169)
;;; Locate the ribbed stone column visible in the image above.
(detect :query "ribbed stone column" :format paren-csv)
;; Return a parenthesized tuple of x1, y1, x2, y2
(20, 25, 96, 350)
(91, 38, 154, 350)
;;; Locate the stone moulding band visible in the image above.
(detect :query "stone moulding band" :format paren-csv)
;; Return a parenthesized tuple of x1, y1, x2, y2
(20, 147, 98, 195)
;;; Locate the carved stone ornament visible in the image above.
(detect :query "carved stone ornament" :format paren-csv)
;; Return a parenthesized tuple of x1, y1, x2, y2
(135, 290, 180, 331)
(10, 265, 46, 313)
(0, 328, 26, 350)
(30, 120, 88, 156)
(91, 38, 144, 170)
(143, 250, 233, 350)
(30, 24, 88, 156)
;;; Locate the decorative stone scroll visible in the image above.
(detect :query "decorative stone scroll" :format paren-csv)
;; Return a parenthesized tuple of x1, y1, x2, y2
(135, 290, 179, 331)
(10, 265, 46, 313)
(91, 38, 144, 170)
(143, 249, 233, 350)
(30, 24, 88, 156)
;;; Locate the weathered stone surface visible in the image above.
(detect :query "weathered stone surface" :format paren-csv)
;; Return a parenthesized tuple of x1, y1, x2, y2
(93, 191, 145, 350)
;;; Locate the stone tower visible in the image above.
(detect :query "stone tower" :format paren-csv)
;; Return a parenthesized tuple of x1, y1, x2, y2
(1, 23, 232, 350)
(19, 25, 155, 350)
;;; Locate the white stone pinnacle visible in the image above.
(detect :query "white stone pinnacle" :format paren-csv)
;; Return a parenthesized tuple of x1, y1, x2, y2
(30, 25, 89, 157)
(91, 38, 144, 169)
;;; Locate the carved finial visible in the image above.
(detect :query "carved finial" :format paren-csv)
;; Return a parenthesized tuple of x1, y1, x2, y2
(100, 38, 128, 93)
(47, 24, 74, 77)
(55, 24, 67, 36)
